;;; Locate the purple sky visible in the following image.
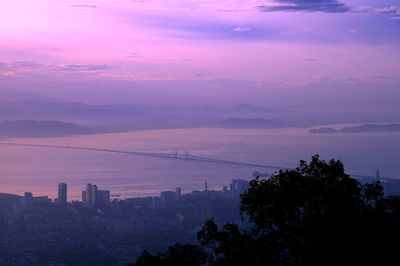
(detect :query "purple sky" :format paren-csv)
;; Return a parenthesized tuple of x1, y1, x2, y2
(0, 0, 399, 106)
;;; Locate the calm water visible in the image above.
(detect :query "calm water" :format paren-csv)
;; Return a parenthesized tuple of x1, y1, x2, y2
(1, 127, 399, 200)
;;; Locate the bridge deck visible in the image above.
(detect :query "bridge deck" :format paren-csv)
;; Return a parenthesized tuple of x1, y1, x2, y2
(0, 142, 383, 180)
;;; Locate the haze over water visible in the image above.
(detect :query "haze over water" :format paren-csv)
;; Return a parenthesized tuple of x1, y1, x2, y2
(1, 126, 399, 200)
(1, 0, 400, 200)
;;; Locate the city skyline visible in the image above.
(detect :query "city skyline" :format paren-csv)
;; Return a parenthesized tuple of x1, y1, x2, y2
(14, 179, 247, 206)
(0, 177, 248, 264)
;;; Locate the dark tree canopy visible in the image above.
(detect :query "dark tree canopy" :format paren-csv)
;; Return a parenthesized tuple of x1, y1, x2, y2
(131, 155, 400, 266)
(129, 244, 207, 266)
(239, 155, 400, 265)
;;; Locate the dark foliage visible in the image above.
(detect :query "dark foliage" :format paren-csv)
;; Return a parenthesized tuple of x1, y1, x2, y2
(197, 220, 264, 266)
(129, 244, 207, 266)
(239, 155, 400, 265)
(131, 155, 400, 266)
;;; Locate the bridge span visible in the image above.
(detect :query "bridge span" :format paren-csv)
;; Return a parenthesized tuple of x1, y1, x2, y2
(0, 142, 385, 180)
(0, 142, 290, 170)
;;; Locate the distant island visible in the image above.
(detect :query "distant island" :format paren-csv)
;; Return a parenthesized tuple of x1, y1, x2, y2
(309, 123, 400, 134)
(213, 117, 283, 128)
(0, 120, 96, 138)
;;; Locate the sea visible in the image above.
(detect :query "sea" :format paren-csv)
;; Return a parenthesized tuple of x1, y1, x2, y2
(1, 126, 399, 200)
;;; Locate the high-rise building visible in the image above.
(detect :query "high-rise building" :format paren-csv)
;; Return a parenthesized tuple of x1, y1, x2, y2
(57, 183, 67, 205)
(102, 190, 110, 203)
(92, 185, 98, 209)
(24, 192, 33, 211)
(86, 183, 92, 208)
(82, 191, 86, 203)
(96, 190, 111, 207)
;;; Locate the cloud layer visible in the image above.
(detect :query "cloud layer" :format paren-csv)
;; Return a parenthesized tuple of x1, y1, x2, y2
(258, 0, 350, 13)
(0, 0, 399, 84)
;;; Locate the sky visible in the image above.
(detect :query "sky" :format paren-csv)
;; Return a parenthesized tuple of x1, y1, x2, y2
(0, 0, 399, 106)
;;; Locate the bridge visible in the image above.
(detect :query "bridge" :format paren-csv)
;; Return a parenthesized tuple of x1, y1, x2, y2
(0, 142, 387, 180)
(0, 142, 290, 170)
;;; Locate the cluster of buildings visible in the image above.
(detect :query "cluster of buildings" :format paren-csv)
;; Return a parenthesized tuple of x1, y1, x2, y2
(13, 182, 111, 213)
(151, 188, 181, 208)
(1, 178, 249, 265)
(15, 179, 248, 215)
(149, 180, 248, 223)
(82, 183, 111, 209)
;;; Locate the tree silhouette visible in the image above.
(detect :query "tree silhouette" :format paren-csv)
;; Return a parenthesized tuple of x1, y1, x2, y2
(238, 155, 400, 265)
(129, 244, 207, 266)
